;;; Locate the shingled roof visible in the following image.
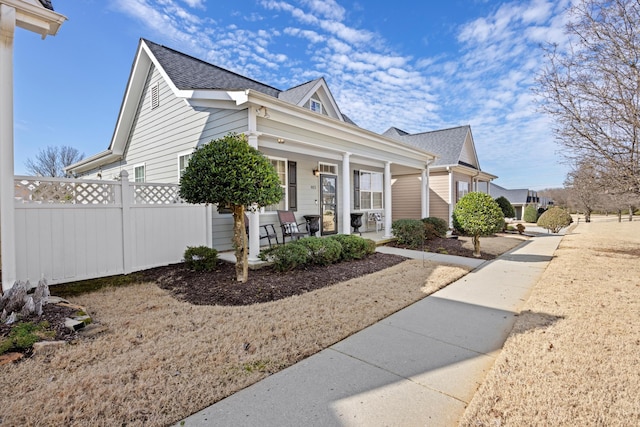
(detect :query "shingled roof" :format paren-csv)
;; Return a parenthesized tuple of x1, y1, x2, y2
(383, 125, 473, 168)
(144, 39, 355, 124)
(38, 0, 54, 10)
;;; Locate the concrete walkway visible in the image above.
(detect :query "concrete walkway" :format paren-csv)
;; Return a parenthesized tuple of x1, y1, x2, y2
(176, 232, 564, 427)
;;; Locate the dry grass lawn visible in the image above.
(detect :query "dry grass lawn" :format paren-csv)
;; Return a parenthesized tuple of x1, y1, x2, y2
(0, 258, 471, 426)
(460, 218, 640, 426)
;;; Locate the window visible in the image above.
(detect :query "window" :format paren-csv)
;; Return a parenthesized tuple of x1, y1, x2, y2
(265, 158, 287, 212)
(318, 162, 337, 175)
(359, 171, 383, 210)
(310, 99, 322, 114)
(457, 181, 469, 201)
(134, 164, 145, 183)
(151, 82, 160, 110)
(178, 152, 192, 178)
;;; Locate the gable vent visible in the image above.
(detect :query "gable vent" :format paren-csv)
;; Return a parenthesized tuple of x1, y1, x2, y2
(151, 82, 160, 110)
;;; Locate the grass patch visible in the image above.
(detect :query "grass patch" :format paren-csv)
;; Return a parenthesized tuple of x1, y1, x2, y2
(52, 272, 146, 298)
(0, 321, 55, 355)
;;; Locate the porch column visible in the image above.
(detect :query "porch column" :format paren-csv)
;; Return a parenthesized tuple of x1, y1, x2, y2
(1, 5, 16, 292)
(248, 205, 260, 262)
(421, 168, 428, 218)
(341, 152, 351, 234)
(384, 161, 392, 238)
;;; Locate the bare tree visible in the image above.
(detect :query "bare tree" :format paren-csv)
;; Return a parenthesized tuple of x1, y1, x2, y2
(25, 146, 84, 177)
(536, 0, 640, 194)
(565, 160, 604, 222)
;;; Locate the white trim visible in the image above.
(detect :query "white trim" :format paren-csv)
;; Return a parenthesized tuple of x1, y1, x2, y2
(177, 150, 193, 178)
(133, 163, 146, 183)
(265, 156, 288, 211)
(318, 162, 338, 175)
(310, 99, 322, 114)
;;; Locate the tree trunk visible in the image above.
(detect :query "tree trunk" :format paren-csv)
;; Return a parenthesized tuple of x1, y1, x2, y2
(472, 235, 481, 258)
(232, 205, 248, 283)
(585, 209, 591, 223)
(618, 209, 622, 222)
(629, 205, 633, 222)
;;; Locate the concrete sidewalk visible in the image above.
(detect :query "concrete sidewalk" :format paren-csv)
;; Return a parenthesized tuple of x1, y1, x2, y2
(176, 232, 564, 427)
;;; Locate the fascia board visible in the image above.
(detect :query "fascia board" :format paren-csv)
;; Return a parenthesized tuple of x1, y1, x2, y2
(65, 150, 121, 174)
(5, 0, 66, 37)
(296, 79, 344, 122)
(108, 42, 152, 154)
(245, 91, 436, 164)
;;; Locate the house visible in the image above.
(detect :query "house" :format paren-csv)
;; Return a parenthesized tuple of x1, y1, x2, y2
(67, 38, 436, 262)
(487, 183, 553, 220)
(382, 125, 497, 226)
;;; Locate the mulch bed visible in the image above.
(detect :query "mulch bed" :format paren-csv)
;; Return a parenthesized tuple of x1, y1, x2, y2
(143, 252, 407, 306)
(386, 236, 499, 260)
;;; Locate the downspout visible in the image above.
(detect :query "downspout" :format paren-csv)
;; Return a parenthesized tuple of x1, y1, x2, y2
(447, 166, 454, 228)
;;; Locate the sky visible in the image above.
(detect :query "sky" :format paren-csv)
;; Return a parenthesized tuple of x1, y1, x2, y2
(14, 0, 574, 189)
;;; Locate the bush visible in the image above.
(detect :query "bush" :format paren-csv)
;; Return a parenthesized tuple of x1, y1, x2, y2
(259, 243, 310, 272)
(495, 196, 515, 219)
(328, 234, 372, 261)
(391, 219, 426, 249)
(297, 237, 342, 266)
(183, 246, 218, 271)
(537, 207, 572, 233)
(516, 223, 526, 234)
(523, 204, 538, 223)
(452, 192, 504, 257)
(421, 217, 448, 238)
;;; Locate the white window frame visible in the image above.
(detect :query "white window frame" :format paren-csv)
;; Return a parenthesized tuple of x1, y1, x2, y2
(318, 162, 338, 175)
(264, 156, 288, 212)
(359, 170, 383, 210)
(310, 99, 323, 114)
(133, 163, 146, 183)
(177, 151, 193, 179)
(457, 181, 469, 202)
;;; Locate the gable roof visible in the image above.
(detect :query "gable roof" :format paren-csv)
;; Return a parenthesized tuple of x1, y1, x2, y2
(383, 125, 477, 168)
(144, 40, 280, 97)
(144, 40, 349, 123)
(490, 183, 530, 204)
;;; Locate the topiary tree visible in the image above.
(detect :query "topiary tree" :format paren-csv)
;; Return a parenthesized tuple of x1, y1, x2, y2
(179, 133, 283, 282)
(523, 204, 538, 223)
(452, 192, 504, 257)
(537, 207, 573, 233)
(495, 196, 515, 219)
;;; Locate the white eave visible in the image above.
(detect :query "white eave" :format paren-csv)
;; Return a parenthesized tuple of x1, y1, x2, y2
(4, 0, 66, 38)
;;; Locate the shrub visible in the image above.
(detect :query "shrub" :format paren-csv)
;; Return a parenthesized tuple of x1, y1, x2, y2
(297, 237, 342, 266)
(516, 223, 526, 234)
(537, 207, 572, 233)
(391, 219, 426, 249)
(183, 246, 218, 272)
(423, 222, 438, 239)
(421, 217, 448, 238)
(259, 243, 310, 272)
(328, 234, 372, 261)
(523, 204, 538, 223)
(364, 239, 377, 255)
(452, 192, 504, 257)
(495, 196, 515, 219)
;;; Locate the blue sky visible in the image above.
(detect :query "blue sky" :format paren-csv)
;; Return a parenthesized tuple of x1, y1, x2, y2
(15, 0, 572, 189)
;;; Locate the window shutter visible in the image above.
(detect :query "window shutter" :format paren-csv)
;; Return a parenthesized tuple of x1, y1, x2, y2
(288, 161, 297, 211)
(353, 170, 360, 210)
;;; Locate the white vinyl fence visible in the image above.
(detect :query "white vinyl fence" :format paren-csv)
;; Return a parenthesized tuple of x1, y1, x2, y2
(13, 172, 211, 285)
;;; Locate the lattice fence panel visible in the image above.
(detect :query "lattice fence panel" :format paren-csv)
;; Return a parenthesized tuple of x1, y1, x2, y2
(133, 183, 182, 204)
(15, 178, 117, 204)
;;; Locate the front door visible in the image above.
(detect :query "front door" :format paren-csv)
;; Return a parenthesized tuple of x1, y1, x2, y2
(320, 174, 337, 235)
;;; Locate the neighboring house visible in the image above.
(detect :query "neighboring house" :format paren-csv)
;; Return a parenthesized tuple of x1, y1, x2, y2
(383, 125, 497, 226)
(485, 183, 553, 220)
(67, 39, 436, 261)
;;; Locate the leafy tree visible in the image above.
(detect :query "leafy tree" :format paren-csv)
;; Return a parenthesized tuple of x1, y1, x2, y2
(537, 207, 573, 233)
(25, 146, 84, 177)
(179, 134, 282, 282)
(495, 196, 515, 219)
(523, 204, 539, 223)
(535, 0, 640, 194)
(452, 192, 504, 258)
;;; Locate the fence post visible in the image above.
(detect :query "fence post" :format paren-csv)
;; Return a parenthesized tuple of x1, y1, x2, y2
(120, 170, 133, 274)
